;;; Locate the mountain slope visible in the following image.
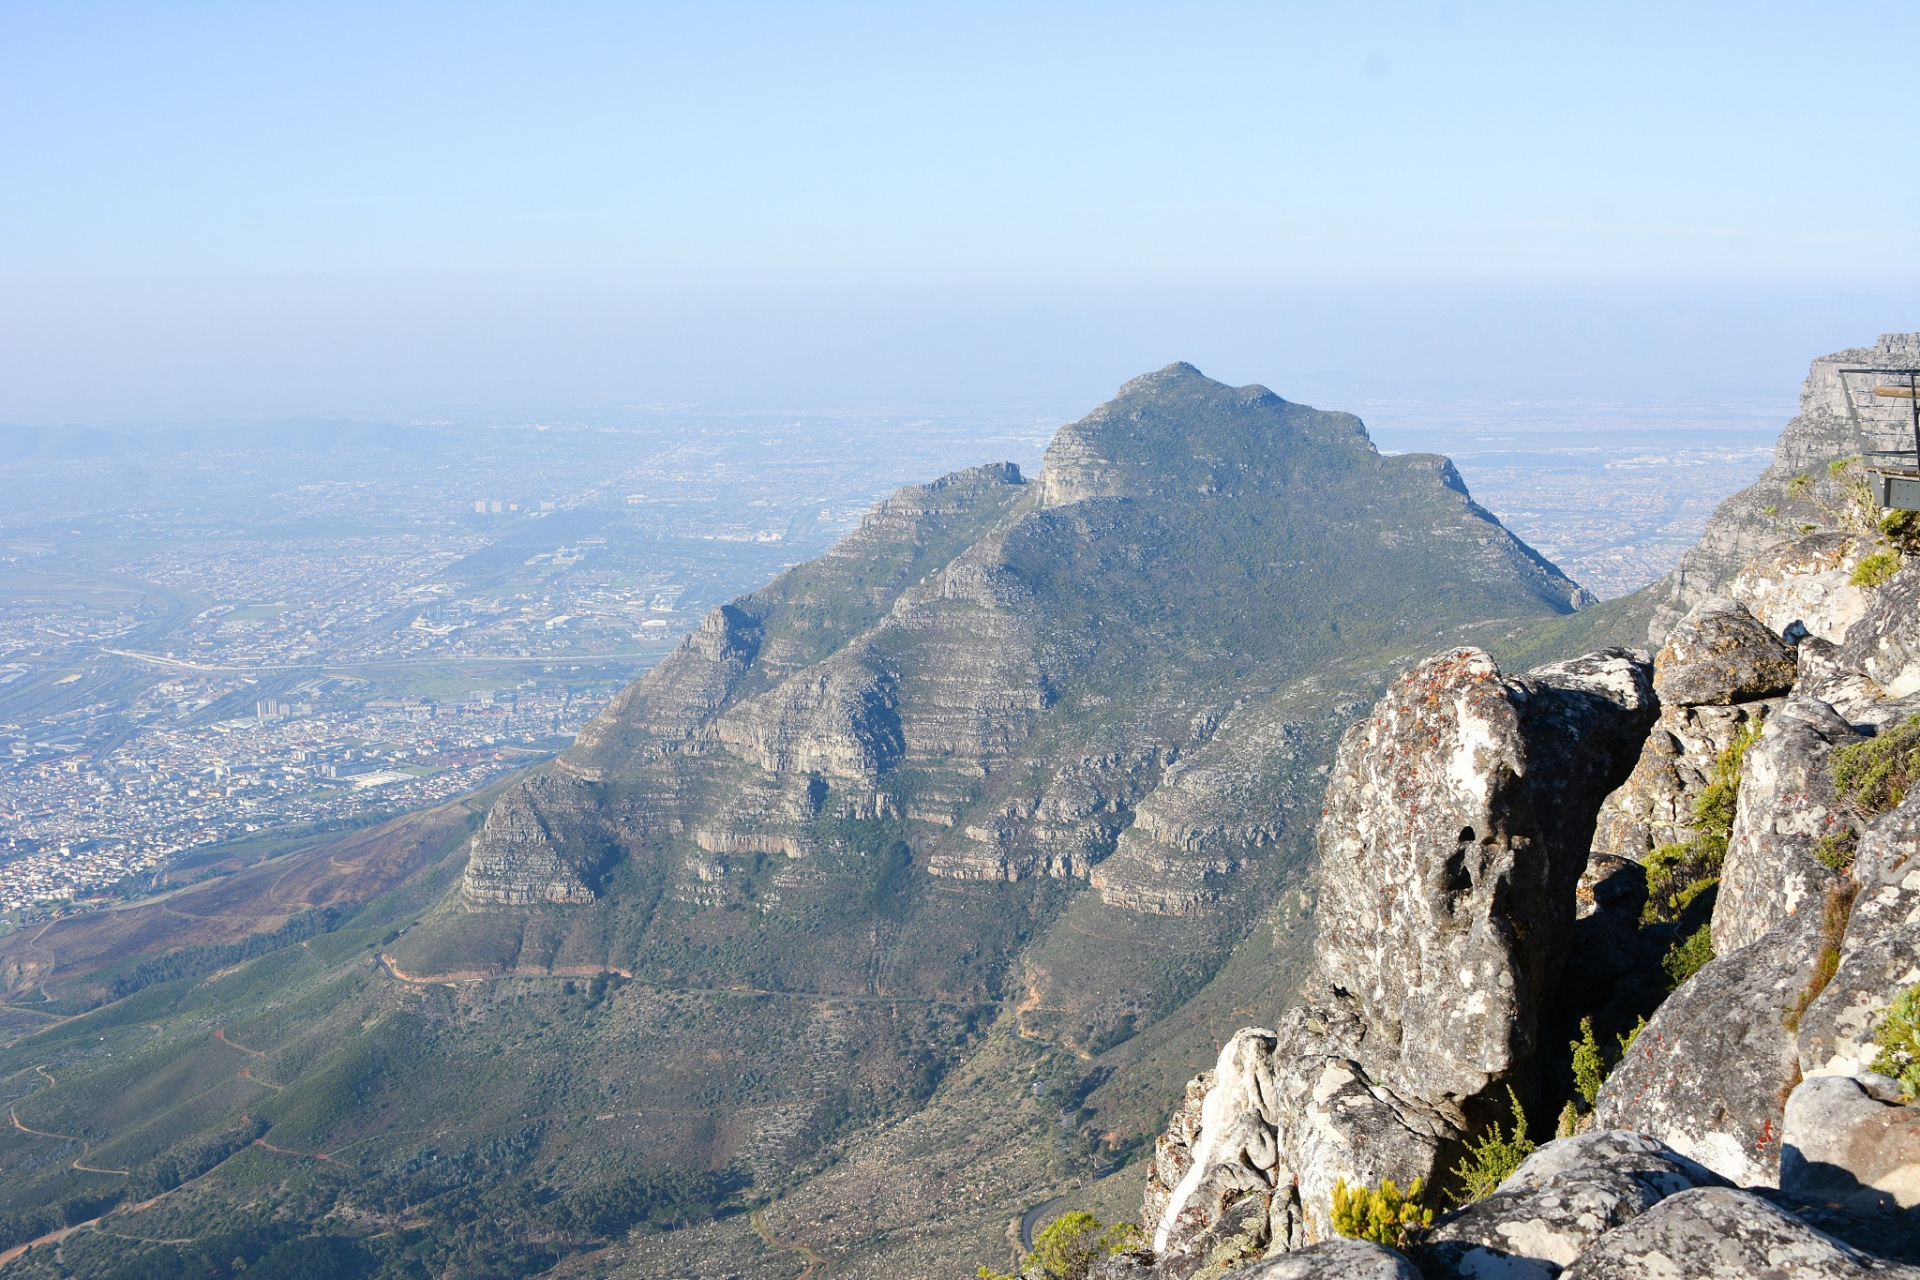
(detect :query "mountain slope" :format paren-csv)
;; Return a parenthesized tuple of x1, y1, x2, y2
(0, 365, 1598, 1279)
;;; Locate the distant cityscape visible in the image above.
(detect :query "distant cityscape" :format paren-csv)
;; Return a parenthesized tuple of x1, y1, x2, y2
(0, 398, 1780, 917)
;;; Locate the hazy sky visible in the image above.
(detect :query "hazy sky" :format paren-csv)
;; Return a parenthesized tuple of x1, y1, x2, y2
(3, 2, 1917, 424)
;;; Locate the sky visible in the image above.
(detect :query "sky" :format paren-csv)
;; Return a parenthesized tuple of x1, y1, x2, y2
(2, 1, 1917, 425)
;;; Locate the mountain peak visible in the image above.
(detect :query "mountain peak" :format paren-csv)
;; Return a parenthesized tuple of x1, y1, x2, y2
(1039, 364, 1351, 508)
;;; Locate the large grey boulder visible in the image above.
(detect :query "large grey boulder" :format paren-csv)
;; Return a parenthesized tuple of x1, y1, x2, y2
(1797, 795, 1920, 1080)
(1143, 647, 1654, 1262)
(1838, 561, 1920, 699)
(1652, 596, 1797, 708)
(1713, 695, 1861, 954)
(1782, 1074, 1920, 1214)
(1594, 905, 1826, 1187)
(1240, 1239, 1422, 1279)
(1562, 1186, 1920, 1278)
(1315, 646, 1653, 1109)
(1414, 1130, 1729, 1280)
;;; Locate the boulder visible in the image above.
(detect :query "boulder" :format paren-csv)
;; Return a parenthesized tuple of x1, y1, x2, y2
(1414, 1130, 1729, 1280)
(1314, 647, 1653, 1108)
(1147, 1014, 1456, 1256)
(1145, 647, 1655, 1263)
(1797, 795, 1920, 1080)
(1728, 531, 1877, 647)
(1240, 1239, 1422, 1279)
(1561, 1186, 1917, 1279)
(1652, 597, 1797, 708)
(1713, 696, 1860, 955)
(1589, 701, 1774, 864)
(1594, 905, 1826, 1187)
(1782, 1074, 1920, 1213)
(1838, 561, 1920, 699)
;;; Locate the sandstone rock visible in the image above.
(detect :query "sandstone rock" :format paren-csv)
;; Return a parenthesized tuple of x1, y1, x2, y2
(1797, 795, 1920, 1080)
(1652, 597, 1796, 708)
(1147, 1011, 1459, 1258)
(1838, 561, 1920, 699)
(1149, 1029, 1282, 1253)
(1589, 701, 1774, 864)
(1729, 532, 1877, 646)
(461, 772, 607, 904)
(1238, 1239, 1422, 1279)
(1713, 696, 1861, 954)
(1782, 1075, 1920, 1213)
(1314, 647, 1653, 1108)
(1560, 1186, 1917, 1278)
(714, 650, 903, 779)
(1594, 906, 1825, 1186)
(1415, 1130, 1729, 1280)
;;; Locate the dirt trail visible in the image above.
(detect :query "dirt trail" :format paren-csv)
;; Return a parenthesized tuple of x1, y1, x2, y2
(9, 1104, 130, 1176)
(213, 1027, 284, 1090)
(253, 1138, 348, 1168)
(752, 1210, 827, 1280)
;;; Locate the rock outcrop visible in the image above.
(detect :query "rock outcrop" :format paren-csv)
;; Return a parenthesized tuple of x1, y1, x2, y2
(1559, 1186, 1918, 1279)
(1711, 695, 1858, 953)
(1141, 646, 1653, 1264)
(1593, 903, 1824, 1186)
(1119, 338, 1920, 1278)
(1782, 1074, 1920, 1213)
(1412, 1130, 1728, 1279)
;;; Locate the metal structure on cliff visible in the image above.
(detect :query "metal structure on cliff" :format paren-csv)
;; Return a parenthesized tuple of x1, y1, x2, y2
(1839, 365, 1920, 510)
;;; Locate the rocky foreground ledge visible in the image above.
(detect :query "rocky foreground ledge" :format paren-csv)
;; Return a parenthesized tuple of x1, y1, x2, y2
(1100, 535, 1920, 1279)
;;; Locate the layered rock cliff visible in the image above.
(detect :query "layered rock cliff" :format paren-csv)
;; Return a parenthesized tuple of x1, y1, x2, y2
(462, 364, 1590, 917)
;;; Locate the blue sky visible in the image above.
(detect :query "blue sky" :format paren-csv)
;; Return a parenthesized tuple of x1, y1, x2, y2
(3, 2, 1917, 423)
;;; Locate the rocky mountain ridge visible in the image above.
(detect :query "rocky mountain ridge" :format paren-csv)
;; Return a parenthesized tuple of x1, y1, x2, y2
(1100, 338, 1920, 1280)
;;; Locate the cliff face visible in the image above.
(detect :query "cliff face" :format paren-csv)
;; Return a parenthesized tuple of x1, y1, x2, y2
(461, 365, 1589, 914)
(1645, 332, 1920, 642)
(1120, 348, 1920, 1278)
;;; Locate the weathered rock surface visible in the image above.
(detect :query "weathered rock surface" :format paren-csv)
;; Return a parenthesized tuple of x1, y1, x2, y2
(1648, 332, 1920, 641)
(1594, 905, 1825, 1187)
(1782, 1074, 1920, 1213)
(1651, 596, 1797, 708)
(1589, 699, 1773, 865)
(1562, 1185, 1920, 1279)
(1315, 646, 1654, 1108)
(1144, 647, 1653, 1262)
(1797, 795, 1920, 1080)
(1838, 561, 1920, 700)
(1414, 1130, 1729, 1280)
(1713, 695, 1861, 954)
(1237, 1240, 1422, 1279)
(1730, 532, 1878, 647)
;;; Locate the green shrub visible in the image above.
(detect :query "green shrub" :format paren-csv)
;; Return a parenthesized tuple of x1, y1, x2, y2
(1331, 1177, 1432, 1248)
(1814, 828, 1859, 872)
(1870, 983, 1920, 1100)
(1570, 1017, 1606, 1108)
(1663, 922, 1715, 990)
(1786, 882, 1857, 1033)
(1644, 723, 1758, 923)
(978, 1211, 1140, 1280)
(1851, 551, 1902, 588)
(1834, 714, 1920, 822)
(1616, 1016, 1646, 1059)
(1449, 1089, 1534, 1204)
